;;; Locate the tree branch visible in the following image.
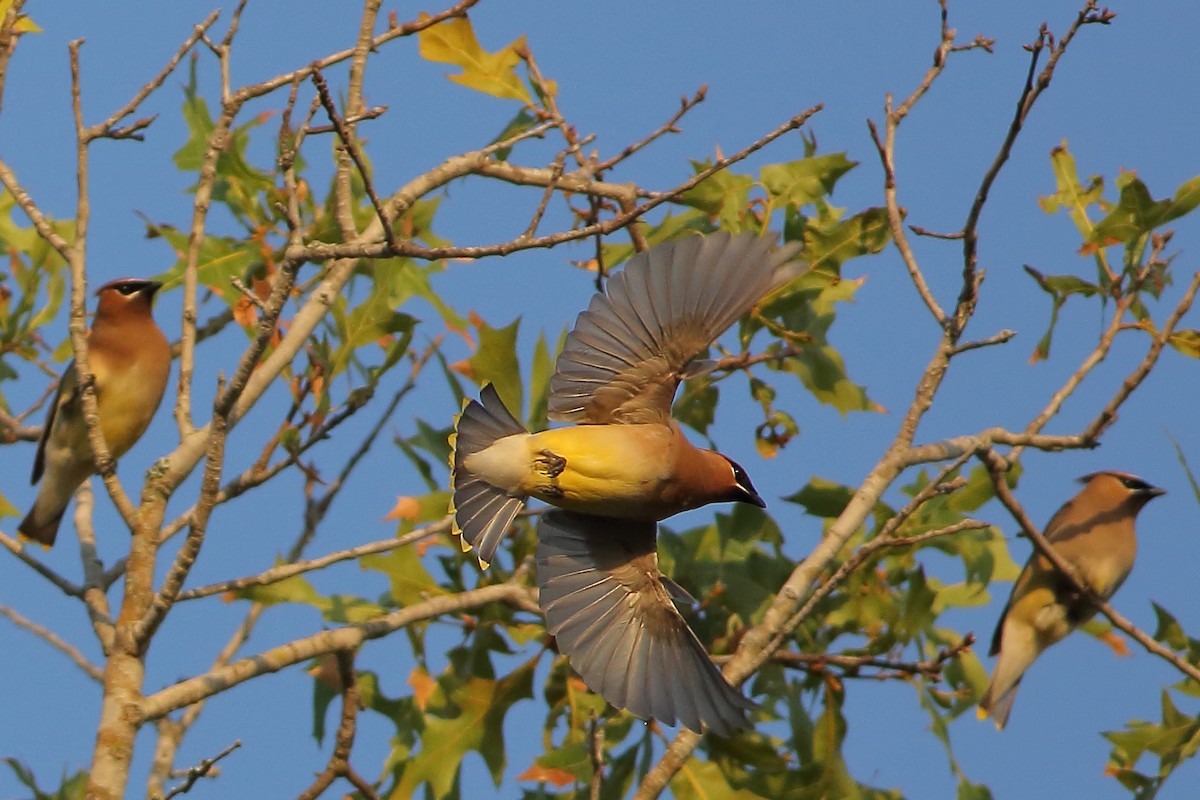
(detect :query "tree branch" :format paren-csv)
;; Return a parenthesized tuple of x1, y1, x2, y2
(139, 581, 539, 720)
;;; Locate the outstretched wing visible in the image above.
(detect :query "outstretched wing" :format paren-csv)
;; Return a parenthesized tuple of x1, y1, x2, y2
(536, 509, 755, 736)
(547, 232, 803, 425)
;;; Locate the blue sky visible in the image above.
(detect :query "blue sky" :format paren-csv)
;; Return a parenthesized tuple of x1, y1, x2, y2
(1, 2, 1198, 798)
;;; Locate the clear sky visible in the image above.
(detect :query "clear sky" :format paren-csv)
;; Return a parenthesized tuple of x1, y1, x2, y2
(1, 2, 1198, 798)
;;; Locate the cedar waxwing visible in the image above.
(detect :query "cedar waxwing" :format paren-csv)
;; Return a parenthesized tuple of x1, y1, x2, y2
(979, 471, 1164, 729)
(18, 278, 171, 547)
(449, 232, 803, 735)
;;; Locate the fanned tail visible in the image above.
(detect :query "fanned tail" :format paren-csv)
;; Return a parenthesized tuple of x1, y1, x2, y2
(449, 384, 529, 568)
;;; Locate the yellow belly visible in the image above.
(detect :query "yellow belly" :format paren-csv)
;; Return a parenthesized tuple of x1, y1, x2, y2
(525, 425, 678, 519)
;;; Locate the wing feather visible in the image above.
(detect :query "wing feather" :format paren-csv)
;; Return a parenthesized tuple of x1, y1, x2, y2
(547, 232, 803, 425)
(536, 510, 755, 734)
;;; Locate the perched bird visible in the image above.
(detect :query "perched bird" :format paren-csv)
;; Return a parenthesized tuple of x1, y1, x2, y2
(979, 471, 1164, 729)
(449, 232, 803, 735)
(19, 278, 171, 547)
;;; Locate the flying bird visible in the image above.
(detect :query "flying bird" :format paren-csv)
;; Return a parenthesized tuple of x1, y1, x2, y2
(19, 278, 171, 547)
(449, 232, 803, 735)
(979, 470, 1164, 729)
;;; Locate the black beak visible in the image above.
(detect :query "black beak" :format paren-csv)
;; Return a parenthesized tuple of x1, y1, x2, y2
(723, 456, 767, 509)
(740, 486, 767, 509)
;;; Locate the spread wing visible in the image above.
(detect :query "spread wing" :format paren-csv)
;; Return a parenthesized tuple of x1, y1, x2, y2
(547, 232, 803, 425)
(536, 510, 755, 736)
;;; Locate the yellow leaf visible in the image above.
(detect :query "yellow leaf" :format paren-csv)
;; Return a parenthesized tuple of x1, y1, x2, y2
(1098, 628, 1132, 657)
(518, 764, 575, 787)
(384, 495, 421, 522)
(408, 666, 437, 712)
(0, 0, 40, 33)
(417, 14, 531, 103)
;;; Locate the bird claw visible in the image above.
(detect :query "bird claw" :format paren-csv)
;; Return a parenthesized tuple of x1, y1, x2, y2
(535, 449, 567, 478)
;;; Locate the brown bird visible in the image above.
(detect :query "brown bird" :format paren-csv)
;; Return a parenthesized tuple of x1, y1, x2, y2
(449, 232, 803, 735)
(979, 471, 1164, 729)
(19, 278, 171, 547)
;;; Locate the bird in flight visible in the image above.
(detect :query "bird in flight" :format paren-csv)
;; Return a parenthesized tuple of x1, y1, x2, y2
(449, 232, 803, 735)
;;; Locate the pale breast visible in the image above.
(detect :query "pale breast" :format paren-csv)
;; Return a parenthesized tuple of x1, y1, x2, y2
(92, 344, 170, 457)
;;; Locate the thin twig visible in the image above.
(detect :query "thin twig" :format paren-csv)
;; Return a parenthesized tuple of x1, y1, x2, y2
(595, 86, 708, 173)
(156, 740, 241, 800)
(311, 67, 396, 251)
(0, 604, 103, 681)
(718, 634, 977, 682)
(82, 10, 219, 142)
(294, 650, 378, 800)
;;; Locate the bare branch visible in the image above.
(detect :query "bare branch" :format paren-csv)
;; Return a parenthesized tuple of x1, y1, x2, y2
(82, 10, 218, 142)
(595, 86, 708, 173)
(155, 740, 241, 800)
(0, 604, 103, 681)
(719, 634, 977, 682)
(294, 650, 378, 800)
(140, 581, 539, 720)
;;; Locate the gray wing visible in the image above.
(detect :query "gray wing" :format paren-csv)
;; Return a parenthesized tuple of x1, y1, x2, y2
(536, 509, 755, 736)
(31, 361, 78, 484)
(547, 232, 804, 425)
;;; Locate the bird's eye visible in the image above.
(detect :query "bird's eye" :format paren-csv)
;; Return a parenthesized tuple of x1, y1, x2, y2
(1120, 476, 1151, 492)
(115, 283, 139, 296)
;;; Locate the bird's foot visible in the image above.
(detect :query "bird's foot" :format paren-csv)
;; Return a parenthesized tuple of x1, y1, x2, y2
(535, 449, 567, 478)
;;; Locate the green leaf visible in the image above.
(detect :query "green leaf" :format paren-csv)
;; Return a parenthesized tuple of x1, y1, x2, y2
(150, 226, 263, 298)
(783, 340, 876, 415)
(760, 154, 857, 209)
(1039, 142, 1104, 236)
(417, 15, 532, 103)
(363, 545, 447, 608)
(2, 756, 87, 800)
(393, 660, 536, 797)
(490, 108, 539, 161)
(804, 206, 891, 274)
(679, 165, 754, 229)
(173, 60, 273, 225)
(1168, 329, 1200, 359)
(1038, 142, 1113, 286)
(674, 378, 719, 436)
(1022, 265, 1103, 362)
(238, 571, 387, 624)
(1152, 603, 1190, 651)
(669, 759, 763, 800)
(759, 269, 879, 414)
(328, 289, 417, 378)
(526, 328, 563, 431)
(458, 315, 523, 419)
(1087, 173, 1200, 251)
(784, 475, 860, 518)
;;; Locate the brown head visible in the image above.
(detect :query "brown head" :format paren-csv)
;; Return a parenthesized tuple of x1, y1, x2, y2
(94, 278, 162, 322)
(1076, 471, 1165, 516)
